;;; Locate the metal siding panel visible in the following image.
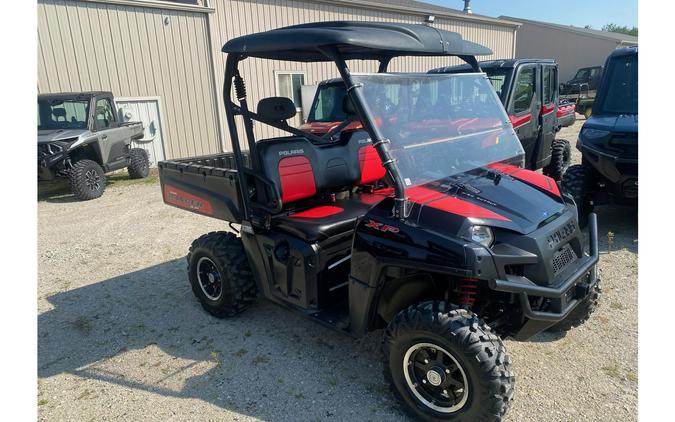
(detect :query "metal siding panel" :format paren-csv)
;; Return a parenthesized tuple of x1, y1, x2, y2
(38, 0, 221, 160)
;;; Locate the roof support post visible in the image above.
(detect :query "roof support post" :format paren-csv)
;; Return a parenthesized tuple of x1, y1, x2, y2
(223, 54, 251, 221)
(324, 49, 408, 220)
(377, 58, 391, 73)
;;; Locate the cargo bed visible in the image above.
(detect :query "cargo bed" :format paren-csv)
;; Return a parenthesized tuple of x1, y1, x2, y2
(158, 152, 249, 223)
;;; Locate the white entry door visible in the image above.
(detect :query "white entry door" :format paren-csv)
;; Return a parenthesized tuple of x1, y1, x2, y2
(116, 97, 166, 167)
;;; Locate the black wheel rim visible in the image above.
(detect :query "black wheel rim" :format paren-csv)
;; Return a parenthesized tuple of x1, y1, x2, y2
(403, 343, 469, 413)
(196, 257, 223, 301)
(85, 169, 101, 191)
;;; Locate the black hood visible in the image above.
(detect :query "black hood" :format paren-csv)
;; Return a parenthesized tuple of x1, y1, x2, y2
(410, 165, 566, 235)
(585, 114, 637, 134)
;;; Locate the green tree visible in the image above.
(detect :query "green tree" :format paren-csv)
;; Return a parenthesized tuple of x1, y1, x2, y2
(601, 23, 638, 37)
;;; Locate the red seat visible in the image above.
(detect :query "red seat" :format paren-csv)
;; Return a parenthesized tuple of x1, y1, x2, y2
(255, 132, 388, 242)
(274, 195, 386, 242)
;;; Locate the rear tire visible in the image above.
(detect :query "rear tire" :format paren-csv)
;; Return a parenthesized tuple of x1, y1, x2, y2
(562, 164, 595, 227)
(127, 148, 149, 179)
(548, 282, 601, 333)
(187, 232, 257, 318)
(543, 139, 571, 181)
(68, 159, 106, 201)
(383, 301, 515, 421)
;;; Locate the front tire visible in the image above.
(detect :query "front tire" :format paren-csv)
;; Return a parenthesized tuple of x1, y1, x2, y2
(562, 164, 595, 226)
(543, 139, 571, 181)
(187, 232, 257, 318)
(127, 148, 149, 179)
(68, 159, 106, 201)
(383, 302, 515, 421)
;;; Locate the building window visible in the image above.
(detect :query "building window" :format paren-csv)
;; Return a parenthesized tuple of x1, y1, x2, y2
(162, 1, 202, 5)
(275, 71, 306, 109)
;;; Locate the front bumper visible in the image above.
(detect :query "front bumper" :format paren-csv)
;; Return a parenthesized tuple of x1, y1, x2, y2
(579, 143, 637, 199)
(37, 152, 69, 181)
(490, 213, 599, 340)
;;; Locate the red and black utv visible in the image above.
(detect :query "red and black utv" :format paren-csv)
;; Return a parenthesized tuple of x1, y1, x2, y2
(158, 22, 600, 421)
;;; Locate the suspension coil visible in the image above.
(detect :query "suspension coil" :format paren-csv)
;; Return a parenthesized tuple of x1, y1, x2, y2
(234, 73, 247, 100)
(456, 278, 479, 307)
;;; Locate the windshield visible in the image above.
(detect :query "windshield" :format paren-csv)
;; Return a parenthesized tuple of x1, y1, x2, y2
(306, 83, 347, 123)
(37, 98, 89, 130)
(573, 68, 590, 80)
(353, 73, 524, 187)
(482, 68, 512, 104)
(596, 53, 637, 115)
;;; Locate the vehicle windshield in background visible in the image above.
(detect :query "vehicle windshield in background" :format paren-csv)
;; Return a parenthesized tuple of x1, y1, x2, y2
(573, 68, 591, 80)
(306, 83, 348, 122)
(482, 68, 513, 103)
(38, 98, 89, 130)
(353, 73, 524, 187)
(597, 54, 637, 115)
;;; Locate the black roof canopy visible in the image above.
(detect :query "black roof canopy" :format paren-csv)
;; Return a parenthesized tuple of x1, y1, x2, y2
(430, 58, 556, 74)
(222, 21, 492, 62)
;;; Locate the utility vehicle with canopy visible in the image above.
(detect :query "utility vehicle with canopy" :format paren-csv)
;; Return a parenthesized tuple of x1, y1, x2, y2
(158, 22, 600, 421)
(563, 46, 638, 224)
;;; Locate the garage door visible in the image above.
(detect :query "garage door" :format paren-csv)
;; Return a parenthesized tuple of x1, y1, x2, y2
(116, 97, 166, 167)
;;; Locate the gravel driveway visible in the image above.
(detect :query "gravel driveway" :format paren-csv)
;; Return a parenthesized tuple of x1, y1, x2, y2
(38, 118, 637, 421)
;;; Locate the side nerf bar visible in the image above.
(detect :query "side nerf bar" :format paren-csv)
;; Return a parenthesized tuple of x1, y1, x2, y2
(490, 213, 599, 322)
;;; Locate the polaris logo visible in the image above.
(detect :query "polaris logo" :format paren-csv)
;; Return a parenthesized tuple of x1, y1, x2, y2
(358, 138, 373, 144)
(279, 149, 304, 156)
(546, 220, 576, 249)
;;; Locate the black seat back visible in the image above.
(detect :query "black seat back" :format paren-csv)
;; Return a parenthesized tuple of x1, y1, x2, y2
(256, 136, 359, 206)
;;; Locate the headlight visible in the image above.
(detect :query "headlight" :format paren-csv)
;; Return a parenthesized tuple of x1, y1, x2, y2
(467, 225, 494, 248)
(580, 128, 610, 140)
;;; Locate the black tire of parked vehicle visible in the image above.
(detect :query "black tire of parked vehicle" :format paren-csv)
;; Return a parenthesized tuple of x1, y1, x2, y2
(548, 282, 601, 333)
(187, 231, 257, 318)
(127, 148, 150, 179)
(68, 159, 107, 201)
(562, 164, 595, 227)
(543, 139, 572, 181)
(383, 301, 515, 421)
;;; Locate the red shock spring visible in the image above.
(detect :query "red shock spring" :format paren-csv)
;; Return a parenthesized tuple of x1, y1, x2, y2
(457, 278, 479, 307)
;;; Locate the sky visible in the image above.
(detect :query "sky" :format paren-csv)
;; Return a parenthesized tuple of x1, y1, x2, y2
(426, 0, 638, 29)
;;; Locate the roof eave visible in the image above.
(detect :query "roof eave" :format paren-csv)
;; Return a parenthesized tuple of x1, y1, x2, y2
(500, 15, 637, 44)
(311, 0, 521, 28)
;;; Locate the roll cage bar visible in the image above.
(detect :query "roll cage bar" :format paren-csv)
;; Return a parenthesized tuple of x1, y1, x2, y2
(221, 22, 488, 222)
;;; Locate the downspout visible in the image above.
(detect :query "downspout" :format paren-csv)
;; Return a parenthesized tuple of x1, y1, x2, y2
(203, 0, 226, 152)
(512, 25, 518, 59)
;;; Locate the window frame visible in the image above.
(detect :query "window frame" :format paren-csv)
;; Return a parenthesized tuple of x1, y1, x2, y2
(274, 70, 307, 112)
(543, 65, 557, 105)
(511, 64, 536, 116)
(93, 97, 117, 131)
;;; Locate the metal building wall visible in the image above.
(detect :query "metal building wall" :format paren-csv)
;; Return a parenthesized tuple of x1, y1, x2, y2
(513, 20, 631, 81)
(37, 0, 221, 159)
(208, 0, 518, 145)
